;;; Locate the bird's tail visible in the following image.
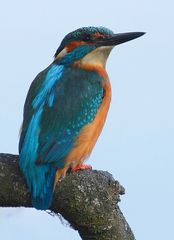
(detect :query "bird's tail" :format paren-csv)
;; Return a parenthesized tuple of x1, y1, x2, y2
(31, 165, 56, 210)
(20, 162, 57, 210)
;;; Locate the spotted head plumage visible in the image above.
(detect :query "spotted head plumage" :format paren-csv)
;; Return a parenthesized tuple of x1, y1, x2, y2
(54, 26, 145, 67)
(54, 26, 114, 58)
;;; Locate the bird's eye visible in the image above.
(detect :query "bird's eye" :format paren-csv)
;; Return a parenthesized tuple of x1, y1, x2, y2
(83, 34, 91, 41)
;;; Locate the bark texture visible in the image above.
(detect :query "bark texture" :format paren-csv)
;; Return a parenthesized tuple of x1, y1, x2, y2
(0, 153, 135, 240)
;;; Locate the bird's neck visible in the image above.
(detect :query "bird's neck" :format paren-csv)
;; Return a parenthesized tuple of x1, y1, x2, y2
(74, 62, 109, 81)
(72, 46, 112, 80)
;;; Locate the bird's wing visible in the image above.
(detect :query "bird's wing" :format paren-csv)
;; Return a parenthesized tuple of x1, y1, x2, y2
(19, 65, 50, 151)
(19, 64, 103, 169)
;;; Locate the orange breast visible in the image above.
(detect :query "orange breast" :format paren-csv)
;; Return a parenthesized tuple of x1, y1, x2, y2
(54, 65, 111, 186)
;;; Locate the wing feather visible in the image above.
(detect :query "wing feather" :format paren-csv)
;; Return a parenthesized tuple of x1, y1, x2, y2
(19, 64, 103, 169)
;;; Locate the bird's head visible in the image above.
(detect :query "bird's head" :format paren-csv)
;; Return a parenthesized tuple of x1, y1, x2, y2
(54, 26, 145, 68)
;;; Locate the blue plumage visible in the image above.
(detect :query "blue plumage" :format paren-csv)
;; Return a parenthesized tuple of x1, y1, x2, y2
(59, 45, 96, 65)
(19, 26, 144, 210)
(19, 61, 103, 210)
(19, 64, 65, 209)
(32, 65, 64, 109)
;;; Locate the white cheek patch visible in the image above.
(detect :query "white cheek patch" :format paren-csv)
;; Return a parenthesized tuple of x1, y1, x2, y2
(56, 48, 67, 60)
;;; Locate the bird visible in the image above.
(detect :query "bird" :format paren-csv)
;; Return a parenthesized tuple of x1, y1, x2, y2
(19, 26, 145, 210)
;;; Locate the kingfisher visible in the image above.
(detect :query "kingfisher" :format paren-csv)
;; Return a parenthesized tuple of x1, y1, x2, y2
(19, 26, 145, 210)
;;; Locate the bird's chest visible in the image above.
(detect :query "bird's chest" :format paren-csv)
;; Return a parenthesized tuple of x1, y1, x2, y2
(80, 76, 111, 148)
(65, 72, 111, 166)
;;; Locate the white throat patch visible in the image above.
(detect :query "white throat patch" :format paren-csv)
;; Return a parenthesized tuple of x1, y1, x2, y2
(80, 46, 113, 68)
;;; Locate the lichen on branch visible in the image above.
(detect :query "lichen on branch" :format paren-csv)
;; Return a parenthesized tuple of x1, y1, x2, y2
(0, 153, 135, 240)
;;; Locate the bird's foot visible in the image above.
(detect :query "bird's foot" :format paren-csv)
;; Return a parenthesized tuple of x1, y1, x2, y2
(72, 164, 92, 172)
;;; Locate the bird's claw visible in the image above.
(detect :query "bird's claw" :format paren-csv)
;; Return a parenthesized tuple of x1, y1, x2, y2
(72, 164, 92, 172)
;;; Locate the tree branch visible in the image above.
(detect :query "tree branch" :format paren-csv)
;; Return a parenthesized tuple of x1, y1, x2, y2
(0, 153, 135, 240)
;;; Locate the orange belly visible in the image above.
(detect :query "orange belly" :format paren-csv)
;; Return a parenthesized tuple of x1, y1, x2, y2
(65, 78, 111, 166)
(54, 70, 111, 185)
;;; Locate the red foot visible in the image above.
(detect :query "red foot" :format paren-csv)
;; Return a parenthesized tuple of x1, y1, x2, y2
(72, 164, 92, 172)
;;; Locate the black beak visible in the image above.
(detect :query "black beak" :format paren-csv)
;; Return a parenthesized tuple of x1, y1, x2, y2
(96, 32, 145, 47)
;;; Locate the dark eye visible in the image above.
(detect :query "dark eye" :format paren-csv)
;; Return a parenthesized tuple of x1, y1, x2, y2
(83, 34, 91, 41)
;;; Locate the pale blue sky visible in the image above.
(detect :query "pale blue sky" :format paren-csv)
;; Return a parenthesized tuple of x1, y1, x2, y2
(0, 0, 173, 239)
